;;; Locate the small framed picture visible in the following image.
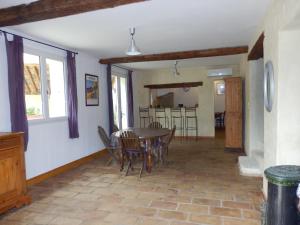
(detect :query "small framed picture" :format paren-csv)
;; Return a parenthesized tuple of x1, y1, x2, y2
(216, 83, 225, 95)
(85, 74, 99, 106)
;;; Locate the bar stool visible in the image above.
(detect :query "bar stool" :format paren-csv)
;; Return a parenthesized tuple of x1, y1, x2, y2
(171, 108, 184, 137)
(185, 107, 198, 138)
(155, 108, 169, 128)
(139, 107, 152, 128)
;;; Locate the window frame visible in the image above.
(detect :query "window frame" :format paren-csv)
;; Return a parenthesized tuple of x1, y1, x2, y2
(24, 47, 68, 124)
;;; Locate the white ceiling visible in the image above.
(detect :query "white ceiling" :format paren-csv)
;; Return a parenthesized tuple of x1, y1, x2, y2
(119, 54, 243, 70)
(2, 0, 270, 68)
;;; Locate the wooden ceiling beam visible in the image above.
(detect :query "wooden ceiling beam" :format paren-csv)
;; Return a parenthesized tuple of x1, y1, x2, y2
(248, 33, 264, 60)
(0, 0, 147, 27)
(144, 82, 203, 89)
(99, 46, 249, 64)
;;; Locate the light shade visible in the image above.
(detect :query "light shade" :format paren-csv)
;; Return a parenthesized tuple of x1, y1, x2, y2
(126, 38, 141, 56)
(126, 28, 141, 56)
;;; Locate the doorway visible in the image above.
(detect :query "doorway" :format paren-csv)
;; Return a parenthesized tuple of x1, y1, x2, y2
(111, 74, 128, 130)
(214, 80, 226, 138)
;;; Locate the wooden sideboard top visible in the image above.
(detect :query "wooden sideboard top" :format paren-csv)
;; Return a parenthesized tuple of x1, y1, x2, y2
(0, 132, 23, 140)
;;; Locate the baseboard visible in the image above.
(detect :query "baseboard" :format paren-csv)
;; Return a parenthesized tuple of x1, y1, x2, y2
(225, 147, 244, 154)
(26, 149, 108, 186)
(174, 136, 214, 140)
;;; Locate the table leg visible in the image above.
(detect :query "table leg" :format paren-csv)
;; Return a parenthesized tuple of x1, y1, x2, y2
(145, 139, 152, 173)
(157, 137, 162, 164)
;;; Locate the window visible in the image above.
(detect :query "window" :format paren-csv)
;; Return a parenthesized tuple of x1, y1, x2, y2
(23, 51, 67, 121)
(111, 73, 128, 130)
(24, 53, 43, 120)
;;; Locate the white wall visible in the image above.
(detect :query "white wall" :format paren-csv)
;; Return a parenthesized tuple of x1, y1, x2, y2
(0, 31, 108, 179)
(132, 70, 151, 129)
(245, 59, 264, 156)
(277, 30, 300, 165)
(133, 65, 240, 137)
(247, 0, 300, 195)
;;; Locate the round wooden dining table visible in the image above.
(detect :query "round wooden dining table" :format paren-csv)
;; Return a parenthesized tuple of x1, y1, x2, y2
(112, 127, 170, 172)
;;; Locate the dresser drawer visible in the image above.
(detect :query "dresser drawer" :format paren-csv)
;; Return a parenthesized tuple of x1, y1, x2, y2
(0, 137, 21, 150)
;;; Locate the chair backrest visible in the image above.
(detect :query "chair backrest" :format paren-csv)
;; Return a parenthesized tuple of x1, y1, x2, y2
(171, 108, 182, 117)
(120, 131, 140, 151)
(155, 107, 166, 118)
(139, 107, 150, 118)
(185, 107, 197, 117)
(98, 126, 110, 148)
(148, 121, 163, 128)
(113, 124, 119, 132)
(161, 125, 176, 145)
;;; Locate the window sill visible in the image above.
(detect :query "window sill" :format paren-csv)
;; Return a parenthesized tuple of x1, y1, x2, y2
(28, 116, 68, 126)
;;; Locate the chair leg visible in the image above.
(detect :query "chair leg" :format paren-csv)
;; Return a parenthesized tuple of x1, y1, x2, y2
(125, 160, 131, 176)
(106, 157, 113, 166)
(196, 118, 198, 141)
(129, 154, 134, 171)
(120, 153, 125, 171)
(139, 164, 144, 178)
(162, 147, 166, 165)
(131, 160, 134, 171)
(139, 153, 147, 178)
(158, 146, 162, 165)
(185, 118, 188, 138)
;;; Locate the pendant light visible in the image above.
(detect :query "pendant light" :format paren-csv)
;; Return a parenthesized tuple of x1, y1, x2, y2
(126, 28, 141, 56)
(173, 61, 180, 76)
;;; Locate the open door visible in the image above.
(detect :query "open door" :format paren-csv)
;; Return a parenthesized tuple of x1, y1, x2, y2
(225, 77, 243, 150)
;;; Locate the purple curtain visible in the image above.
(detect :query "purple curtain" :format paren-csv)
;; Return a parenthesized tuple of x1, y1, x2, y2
(127, 70, 134, 127)
(107, 64, 114, 134)
(67, 51, 79, 138)
(5, 34, 29, 150)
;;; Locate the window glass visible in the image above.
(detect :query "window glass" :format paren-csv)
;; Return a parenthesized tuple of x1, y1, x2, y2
(23, 53, 43, 120)
(120, 77, 128, 129)
(46, 58, 66, 118)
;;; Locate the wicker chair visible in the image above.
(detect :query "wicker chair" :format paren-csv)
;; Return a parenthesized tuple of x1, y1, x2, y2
(148, 121, 163, 128)
(119, 131, 147, 178)
(98, 126, 120, 166)
(113, 124, 119, 133)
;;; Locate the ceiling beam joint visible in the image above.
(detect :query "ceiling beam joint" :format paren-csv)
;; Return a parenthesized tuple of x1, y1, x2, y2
(248, 33, 264, 60)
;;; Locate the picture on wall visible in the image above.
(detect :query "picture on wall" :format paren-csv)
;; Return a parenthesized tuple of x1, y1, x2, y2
(216, 82, 225, 95)
(85, 74, 99, 106)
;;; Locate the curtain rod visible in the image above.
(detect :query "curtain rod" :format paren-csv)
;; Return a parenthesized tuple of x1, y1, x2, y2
(0, 29, 78, 55)
(112, 64, 133, 72)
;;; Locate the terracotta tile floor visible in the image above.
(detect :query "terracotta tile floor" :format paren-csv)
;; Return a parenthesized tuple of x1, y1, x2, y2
(0, 131, 263, 225)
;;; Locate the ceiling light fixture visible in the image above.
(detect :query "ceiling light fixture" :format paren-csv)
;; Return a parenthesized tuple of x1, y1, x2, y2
(173, 61, 180, 76)
(126, 28, 141, 56)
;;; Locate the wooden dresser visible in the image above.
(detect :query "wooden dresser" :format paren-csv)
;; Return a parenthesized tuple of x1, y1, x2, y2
(0, 132, 30, 214)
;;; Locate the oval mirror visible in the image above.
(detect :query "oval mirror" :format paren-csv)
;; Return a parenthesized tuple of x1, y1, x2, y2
(264, 61, 275, 112)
